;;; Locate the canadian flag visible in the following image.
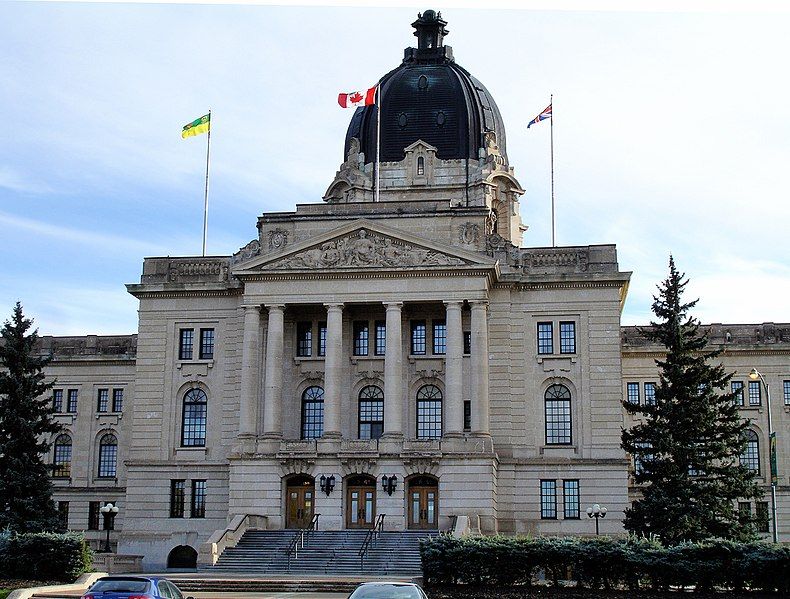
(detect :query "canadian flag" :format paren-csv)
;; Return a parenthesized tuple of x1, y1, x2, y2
(338, 86, 377, 108)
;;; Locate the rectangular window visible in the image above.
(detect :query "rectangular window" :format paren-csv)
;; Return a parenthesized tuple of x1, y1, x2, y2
(411, 320, 426, 355)
(374, 320, 386, 356)
(67, 389, 78, 413)
(88, 501, 101, 530)
(432, 320, 447, 355)
(53, 389, 63, 413)
(644, 382, 656, 405)
(559, 321, 576, 354)
(738, 502, 751, 524)
(112, 389, 124, 412)
(353, 321, 369, 356)
(540, 480, 557, 519)
(756, 501, 770, 533)
(317, 322, 327, 357)
(634, 441, 653, 476)
(784, 380, 790, 406)
(57, 501, 69, 529)
(731, 381, 744, 406)
(191, 480, 207, 518)
(179, 328, 194, 360)
(97, 389, 109, 413)
(296, 322, 312, 357)
(463, 400, 471, 432)
(748, 380, 761, 406)
(627, 382, 640, 405)
(563, 480, 580, 519)
(199, 328, 215, 360)
(463, 331, 471, 355)
(170, 480, 185, 518)
(537, 322, 553, 355)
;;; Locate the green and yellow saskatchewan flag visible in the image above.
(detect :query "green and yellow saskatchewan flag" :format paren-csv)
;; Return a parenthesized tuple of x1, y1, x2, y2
(182, 113, 210, 138)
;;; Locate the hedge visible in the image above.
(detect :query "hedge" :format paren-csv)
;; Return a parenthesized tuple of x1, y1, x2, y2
(420, 535, 790, 593)
(0, 531, 92, 582)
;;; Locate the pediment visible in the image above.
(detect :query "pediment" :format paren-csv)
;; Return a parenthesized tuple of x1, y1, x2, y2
(233, 219, 495, 275)
(404, 139, 438, 153)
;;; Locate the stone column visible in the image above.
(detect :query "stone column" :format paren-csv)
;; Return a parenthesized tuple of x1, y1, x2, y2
(238, 305, 262, 438)
(261, 304, 285, 438)
(323, 303, 344, 438)
(383, 302, 403, 437)
(470, 300, 490, 435)
(444, 301, 464, 436)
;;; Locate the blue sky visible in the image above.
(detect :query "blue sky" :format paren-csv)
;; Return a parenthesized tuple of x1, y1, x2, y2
(1, 1, 788, 334)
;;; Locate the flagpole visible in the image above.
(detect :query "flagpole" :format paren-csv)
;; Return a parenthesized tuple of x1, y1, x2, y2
(375, 86, 381, 203)
(202, 110, 211, 257)
(550, 94, 555, 248)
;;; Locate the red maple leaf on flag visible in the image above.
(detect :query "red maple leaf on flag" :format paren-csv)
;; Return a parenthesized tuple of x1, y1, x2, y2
(349, 92, 363, 103)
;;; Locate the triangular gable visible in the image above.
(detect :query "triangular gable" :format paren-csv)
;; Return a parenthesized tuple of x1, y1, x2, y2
(233, 219, 495, 275)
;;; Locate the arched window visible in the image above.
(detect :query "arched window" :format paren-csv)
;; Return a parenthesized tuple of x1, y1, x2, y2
(301, 386, 324, 439)
(181, 388, 207, 447)
(416, 385, 442, 439)
(545, 384, 572, 445)
(417, 156, 425, 176)
(97, 433, 118, 478)
(53, 434, 72, 478)
(359, 385, 384, 440)
(740, 430, 760, 473)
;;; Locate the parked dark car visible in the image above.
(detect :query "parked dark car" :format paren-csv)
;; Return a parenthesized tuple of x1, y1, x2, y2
(80, 576, 193, 599)
(348, 582, 428, 599)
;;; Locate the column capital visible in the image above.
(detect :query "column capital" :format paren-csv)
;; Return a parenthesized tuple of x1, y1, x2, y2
(242, 304, 262, 313)
(469, 299, 489, 310)
(443, 300, 463, 309)
(383, 301, 403, 310)
(264, 303, 285, 312)
(324, 302, 344, 311)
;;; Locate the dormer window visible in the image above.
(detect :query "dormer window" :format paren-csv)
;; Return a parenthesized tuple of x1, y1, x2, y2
(417, 156, 425, 176)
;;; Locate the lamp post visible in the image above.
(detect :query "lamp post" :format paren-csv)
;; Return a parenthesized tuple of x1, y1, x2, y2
(586, 503, 607, 535)
(99, 502, 119, 553)
(749, 368, 778, 543)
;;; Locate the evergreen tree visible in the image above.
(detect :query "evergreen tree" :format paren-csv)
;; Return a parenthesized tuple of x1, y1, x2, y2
(622, 257, 763, 544)
(0, 302, 61, 532)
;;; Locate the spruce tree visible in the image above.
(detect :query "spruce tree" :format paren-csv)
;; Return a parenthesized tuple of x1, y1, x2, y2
(622, 257, 762, 544)
(0, 302, 61, 532)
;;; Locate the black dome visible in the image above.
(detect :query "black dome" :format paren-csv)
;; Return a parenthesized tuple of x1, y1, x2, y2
(344, 10, 508, 164)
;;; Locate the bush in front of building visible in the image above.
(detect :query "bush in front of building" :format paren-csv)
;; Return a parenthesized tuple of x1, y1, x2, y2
(0, 531, 92, 582)
(420, 535, 790, 593)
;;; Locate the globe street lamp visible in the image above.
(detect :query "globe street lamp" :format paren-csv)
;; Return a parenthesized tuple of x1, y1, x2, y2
(586, 503, 607, 535)
(99, 502, 119, 553)
(749, 368, 778, 543)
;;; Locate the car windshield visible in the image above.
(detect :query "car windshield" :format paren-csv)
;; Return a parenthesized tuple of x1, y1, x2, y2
(350, 584, 421, 599)
(90, 578, 150, 593)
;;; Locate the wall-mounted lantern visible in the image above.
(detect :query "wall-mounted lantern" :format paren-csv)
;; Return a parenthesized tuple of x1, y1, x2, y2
(381, 475, 398, 496)
(319, 474, 336, 496)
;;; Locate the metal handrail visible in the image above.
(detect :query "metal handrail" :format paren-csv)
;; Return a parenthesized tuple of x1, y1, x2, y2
(286, 513, 320, 570)
(358, 513, 385, 569)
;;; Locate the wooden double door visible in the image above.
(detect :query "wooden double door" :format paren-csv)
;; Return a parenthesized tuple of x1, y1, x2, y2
(286, 477, 315, 529)
(346, 475, 376, 529)
(408, 477, 439, 529)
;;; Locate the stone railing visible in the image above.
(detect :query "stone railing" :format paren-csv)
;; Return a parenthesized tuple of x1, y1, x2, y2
(92, 553, 143, 573)
(140, 256, 232, 285)
(339, 439, 379, 454)
(508, 244, 619, 275)
(198, 514, 268, 566)
(278, 439, 318, 455)
(402, 439, 442, 454)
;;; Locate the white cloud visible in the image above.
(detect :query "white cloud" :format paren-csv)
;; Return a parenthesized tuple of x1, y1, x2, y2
(0, 166, 52, 194)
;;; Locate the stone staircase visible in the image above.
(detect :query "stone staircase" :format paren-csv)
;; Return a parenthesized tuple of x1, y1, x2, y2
(205, 529, 432, 576)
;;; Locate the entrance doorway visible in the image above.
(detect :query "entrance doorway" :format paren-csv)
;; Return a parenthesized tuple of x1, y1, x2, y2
(346, 474, 376, 529)
(285, 474, 315, 529)
(408, 475, 438, 529)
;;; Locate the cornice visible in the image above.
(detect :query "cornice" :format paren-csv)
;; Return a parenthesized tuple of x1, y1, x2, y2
(127, 288, 243, 299)
(241, 267, 497, 282)
(495, 280, 628, 291)
(623, 348, 790, 358)
(49, 358, 136, 366)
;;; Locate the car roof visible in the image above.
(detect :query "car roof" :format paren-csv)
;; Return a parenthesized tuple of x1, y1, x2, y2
(358, 582, 417, 586)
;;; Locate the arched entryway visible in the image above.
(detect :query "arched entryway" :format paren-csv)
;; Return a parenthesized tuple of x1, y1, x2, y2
(407, 475, 439, 530)
(167, 545, 197, 569)
(346, 474, 377, 529)
(285, 474, 315, 529)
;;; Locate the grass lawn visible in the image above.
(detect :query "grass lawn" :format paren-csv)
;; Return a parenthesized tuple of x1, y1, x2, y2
(0, 579, 59, 598)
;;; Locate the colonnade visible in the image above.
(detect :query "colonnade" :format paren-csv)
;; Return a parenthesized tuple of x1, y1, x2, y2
(237, 300, 490, 441)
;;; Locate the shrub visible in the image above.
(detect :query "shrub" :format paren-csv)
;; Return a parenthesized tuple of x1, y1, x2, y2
(420, 534, 789, 592)
(0, 531, 92, 581)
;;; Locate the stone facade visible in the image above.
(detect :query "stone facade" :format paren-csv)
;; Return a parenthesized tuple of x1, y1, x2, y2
(31, 10, 789, 572)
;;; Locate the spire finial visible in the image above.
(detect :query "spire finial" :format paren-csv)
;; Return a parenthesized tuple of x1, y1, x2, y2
(412, 9, 449, 51)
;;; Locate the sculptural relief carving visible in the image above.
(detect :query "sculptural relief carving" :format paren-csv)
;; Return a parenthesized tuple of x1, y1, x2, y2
(269, 229, 465, 270)
(232, 239, 261, 264)
(458, 222, 480, 244)
(268, 229, 289, 251)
